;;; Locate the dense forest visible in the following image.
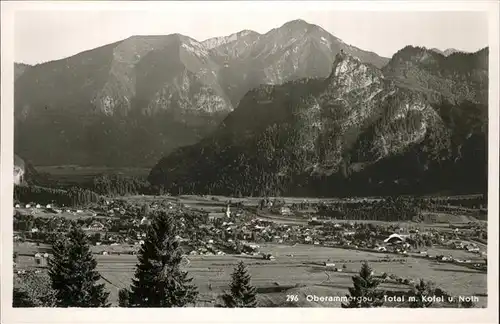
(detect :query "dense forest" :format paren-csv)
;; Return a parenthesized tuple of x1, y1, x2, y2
(316, 196, 424, 222)
(90, 174, 153, 196)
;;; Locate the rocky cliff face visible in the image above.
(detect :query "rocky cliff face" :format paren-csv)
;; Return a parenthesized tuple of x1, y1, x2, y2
(15, 19, 389, 167)
(92, 35, 233, 116)
(149, 49, 488, 197)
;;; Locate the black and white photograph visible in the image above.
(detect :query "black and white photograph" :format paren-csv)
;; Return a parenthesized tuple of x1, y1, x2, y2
(1, 1, 498, 323)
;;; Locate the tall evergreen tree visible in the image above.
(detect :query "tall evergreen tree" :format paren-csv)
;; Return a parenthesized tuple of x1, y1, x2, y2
(48, 227, 110, 307)
(128, 210, 198, 307)
(408, 279, 435, 308)
(220, 261, 257, 307)
(341, 262, 384, 308)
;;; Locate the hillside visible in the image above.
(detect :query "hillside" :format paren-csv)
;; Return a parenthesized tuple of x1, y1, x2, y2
(383, 46, 488, 105)
(11, 154, 39, 185)
(15, 19, 389, 167)
(206, 19, 389, 106)
(14, 36, 230, 167)
(149, 49, 488, 197)
(14, 63, 32, 80)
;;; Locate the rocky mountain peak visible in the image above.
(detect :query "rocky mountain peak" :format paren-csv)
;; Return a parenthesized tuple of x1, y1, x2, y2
(264, 19, 317, 40)
(327, 51, 384, 92)
(238, 29, 258, 37)
(282, 19, 312, 29)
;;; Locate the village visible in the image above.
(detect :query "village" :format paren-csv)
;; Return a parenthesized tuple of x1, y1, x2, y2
(13, 195, 488, 275)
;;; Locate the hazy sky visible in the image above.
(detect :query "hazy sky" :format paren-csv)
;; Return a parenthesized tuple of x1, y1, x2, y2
(14, 8, 489, 65)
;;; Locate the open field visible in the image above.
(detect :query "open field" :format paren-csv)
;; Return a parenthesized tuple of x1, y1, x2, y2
(14, 242, 487, 307)
(37, 166, 151, 177)
(420, 212, 482, 224)
(84, 246, 492, 308)
(122, 194, 485, 228)
(115, 193, 485, 205)
(36, 166, 150, 186)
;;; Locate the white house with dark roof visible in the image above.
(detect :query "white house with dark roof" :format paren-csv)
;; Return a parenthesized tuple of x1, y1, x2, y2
(383, 233, 408, 244)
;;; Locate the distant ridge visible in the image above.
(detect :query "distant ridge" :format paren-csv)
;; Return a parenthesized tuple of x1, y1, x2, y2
(430, 47, 469, 57)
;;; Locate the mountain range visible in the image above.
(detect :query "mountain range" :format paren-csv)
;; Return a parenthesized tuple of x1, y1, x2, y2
(14, 19, 488, 196)
(148, 47, 488, 197)
(14, 19, 388, 167)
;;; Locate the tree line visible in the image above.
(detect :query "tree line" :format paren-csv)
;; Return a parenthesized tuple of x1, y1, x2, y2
(316, 196, 423, 222)
(14, 172, 164, 207)
(14, 184, 103, 207)
(90, 174, 154, 197)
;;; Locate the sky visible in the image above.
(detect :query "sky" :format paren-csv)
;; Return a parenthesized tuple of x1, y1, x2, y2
(13, 5, 489, 65)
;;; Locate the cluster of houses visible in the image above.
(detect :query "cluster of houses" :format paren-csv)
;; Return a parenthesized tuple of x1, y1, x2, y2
(15, 196, 488, 273)
(184, 211, 433, 257)
(15, 203, 53, 209)
(187, 237, 231, 256)
(15, 202, 88, 216)
(182, 211, 424, 257)
(449, 240, 481, 253)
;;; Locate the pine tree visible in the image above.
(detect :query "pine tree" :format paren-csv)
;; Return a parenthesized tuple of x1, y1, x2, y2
(128, 210, 198, 307)
(48, 227, 110, 307)
(408, 279, 435, 308)
(220, 261, 257, 307)
(118, 288, 130, 307)
(341, 262, 384, 308)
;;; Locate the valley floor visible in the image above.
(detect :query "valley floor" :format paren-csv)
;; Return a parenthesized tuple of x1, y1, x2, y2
(14, 242, 487, 307)
(13, 193, 488, 307)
